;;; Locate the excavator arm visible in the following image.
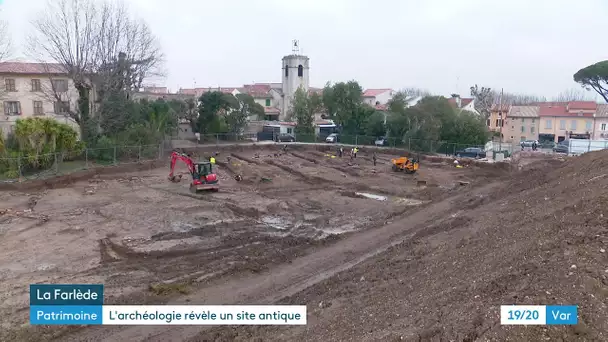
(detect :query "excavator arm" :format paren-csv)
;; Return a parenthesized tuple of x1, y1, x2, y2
(169, 151, 195, 180)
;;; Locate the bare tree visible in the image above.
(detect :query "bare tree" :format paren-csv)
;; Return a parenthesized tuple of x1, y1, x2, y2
(401, 87, 432, 98)
(552, 88, 596, 102)
(0, 20, 11, 62)
(470, 84, 494, 118)
(28, 0, 164, 142)
(499, 91, 546, 105)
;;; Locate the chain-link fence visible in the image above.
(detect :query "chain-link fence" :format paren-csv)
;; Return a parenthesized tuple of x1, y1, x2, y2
(0, 144, 163, 183)
(187, 132, 522, 156)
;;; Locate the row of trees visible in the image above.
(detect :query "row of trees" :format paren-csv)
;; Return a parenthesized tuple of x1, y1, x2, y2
(288, 81, 489, 148)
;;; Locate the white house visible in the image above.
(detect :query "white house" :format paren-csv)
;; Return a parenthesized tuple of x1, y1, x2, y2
(362, 88, 395, 106)
(447, 95, 479, 115)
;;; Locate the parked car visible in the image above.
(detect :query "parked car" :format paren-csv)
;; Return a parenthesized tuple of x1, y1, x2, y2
(325, 133, 338, 143)
(455, 147, 486, 159)
(276, 133, 295, 142)
(552, 140, 569, 154)
(375, 137, 388, 146)
(520, 140, 538, 147)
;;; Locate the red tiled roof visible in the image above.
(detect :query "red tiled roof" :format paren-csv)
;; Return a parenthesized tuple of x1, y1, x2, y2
(315, 120, 335, 125)
(491, 104, 511, 112)
(567, 101, 597, 110)
(363, 88, 393, 97)
(279, 121, 297, 126)
(461, 98, 473, 107)
(178, 88, 197, 95)
(241, 84, 272, 98)
(264, 107, 280, 114)
(0, 62, 66, 74)
(539, 105, 567, 116)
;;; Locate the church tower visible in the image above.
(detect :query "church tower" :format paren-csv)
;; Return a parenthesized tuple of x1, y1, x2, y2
(281, 40, 310, 119)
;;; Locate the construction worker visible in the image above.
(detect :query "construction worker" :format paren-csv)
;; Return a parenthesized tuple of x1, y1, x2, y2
(372, 152, 377, 166)
(209, 156, 216, 164)
(338, 147, 343, 157)
(353, 147, 359, 158)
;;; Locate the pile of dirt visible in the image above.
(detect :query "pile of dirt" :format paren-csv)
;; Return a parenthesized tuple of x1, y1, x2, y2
(192, 150, 608, 341)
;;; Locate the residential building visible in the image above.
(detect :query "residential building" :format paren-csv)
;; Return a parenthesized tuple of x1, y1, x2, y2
(488, 104, 510, 135)
(133, 88, 194, 102)
(143, 86, 168, 94)
(504, 106, 539, 142)
(362, 89, 395, 106)
(447, 95, 479, 115)
(538, 101, 595, 143)
(592, 104, 608, 140)
(0, 62, 81, 137)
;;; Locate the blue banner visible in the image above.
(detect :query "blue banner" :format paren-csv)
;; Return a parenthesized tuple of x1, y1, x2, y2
(30, 284, 104, 306)
(30, 305, 103, 325)
(546, 305, 578, 325)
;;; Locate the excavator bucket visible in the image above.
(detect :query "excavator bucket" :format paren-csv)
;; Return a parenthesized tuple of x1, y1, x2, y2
(169, 175, 183, 183)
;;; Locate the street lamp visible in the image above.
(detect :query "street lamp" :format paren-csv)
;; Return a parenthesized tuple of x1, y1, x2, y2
(498, 112, 503, 152)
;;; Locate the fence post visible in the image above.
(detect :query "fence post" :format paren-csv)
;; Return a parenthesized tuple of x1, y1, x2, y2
(216, 134, 219, 146)
(355, 135, 358, 146)
(113, 146, 117, 165)
(158, 143, 162, 160)
(85, 148, 88, 169)
(17, 154, 23, 182)
(452, 144, 456, 156)
(408, 138, 411, 151)
(54, 153, 59, 174)
(138, 145, 142, 162)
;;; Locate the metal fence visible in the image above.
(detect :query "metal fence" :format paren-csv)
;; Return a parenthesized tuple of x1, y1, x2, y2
(185, 133, 523, 155)
(0, 144, 163, 183)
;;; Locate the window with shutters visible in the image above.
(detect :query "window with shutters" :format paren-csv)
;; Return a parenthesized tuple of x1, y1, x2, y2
(54, 101, 69, 114)
(5, 79, 16, 92)
(31, 79, 42, 92)
(3, 101, 21, 115)
(265, 99, 271, 106)
(51, 79, 69, 92)
(297, 64, 303, 77)
(33, 101, 44, 115)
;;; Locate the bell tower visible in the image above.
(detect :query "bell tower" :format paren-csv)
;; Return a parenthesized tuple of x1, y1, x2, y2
(281, 40, 310, 119)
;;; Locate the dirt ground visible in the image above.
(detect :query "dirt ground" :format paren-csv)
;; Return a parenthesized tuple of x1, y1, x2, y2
(0, 145, 480, 341)
(5, 145, 602, 342)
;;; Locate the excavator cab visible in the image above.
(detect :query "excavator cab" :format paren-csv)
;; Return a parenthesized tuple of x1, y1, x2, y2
(191, 161, 219, 192)
(194, 161, 213, 178)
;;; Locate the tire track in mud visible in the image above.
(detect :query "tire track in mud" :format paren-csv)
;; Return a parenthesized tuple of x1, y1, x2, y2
(61, 183, 497, 342)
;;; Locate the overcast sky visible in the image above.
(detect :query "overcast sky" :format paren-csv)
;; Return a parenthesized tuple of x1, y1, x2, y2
(2, 0, 607, 100)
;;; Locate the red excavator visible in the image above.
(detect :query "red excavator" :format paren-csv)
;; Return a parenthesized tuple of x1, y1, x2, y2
(168, 151, 219, 192)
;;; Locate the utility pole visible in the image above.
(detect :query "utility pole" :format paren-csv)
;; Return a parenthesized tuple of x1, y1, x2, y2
(498, 88, 504, 152)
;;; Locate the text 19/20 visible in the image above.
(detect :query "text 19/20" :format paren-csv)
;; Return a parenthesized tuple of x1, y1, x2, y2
(507, 309, 539, 320)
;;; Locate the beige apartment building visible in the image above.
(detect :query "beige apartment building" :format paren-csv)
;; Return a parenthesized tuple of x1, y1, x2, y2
(503, 106, 540, 142)
(0, 62, 80, 136)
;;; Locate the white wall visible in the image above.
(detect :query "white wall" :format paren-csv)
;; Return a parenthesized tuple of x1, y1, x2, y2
(593, 119, 608, 140)
(462, 100, 479, 114)
(374, 91, 394, 105)
(281, 55, 310, 120)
